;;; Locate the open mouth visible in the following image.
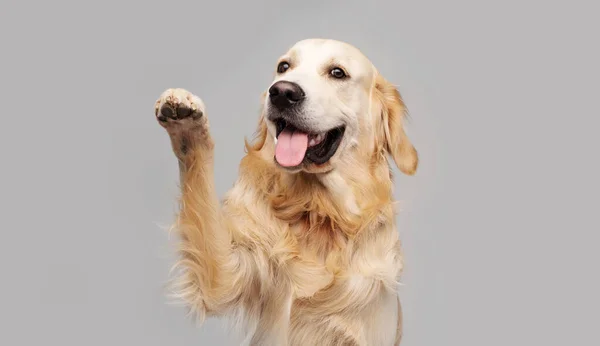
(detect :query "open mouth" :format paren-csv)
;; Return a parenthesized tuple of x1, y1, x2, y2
(274, 118, 345, 168)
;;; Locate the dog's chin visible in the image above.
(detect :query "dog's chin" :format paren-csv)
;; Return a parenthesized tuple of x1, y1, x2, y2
(270, 117, 346, 174)
(274, 159, 338, 174)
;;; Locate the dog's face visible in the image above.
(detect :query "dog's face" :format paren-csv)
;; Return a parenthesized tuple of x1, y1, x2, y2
(262, 39, 418, 175)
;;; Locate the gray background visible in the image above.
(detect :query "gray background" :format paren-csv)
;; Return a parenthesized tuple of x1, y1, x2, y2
(0, 0, 598, 345)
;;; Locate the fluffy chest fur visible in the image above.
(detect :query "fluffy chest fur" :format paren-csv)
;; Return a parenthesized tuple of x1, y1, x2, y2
(219, 152, 404, 345)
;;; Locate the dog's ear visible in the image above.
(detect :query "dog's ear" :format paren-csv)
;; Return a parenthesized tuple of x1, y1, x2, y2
(245, 91, 269, 152)
(374, 75, 418, 175)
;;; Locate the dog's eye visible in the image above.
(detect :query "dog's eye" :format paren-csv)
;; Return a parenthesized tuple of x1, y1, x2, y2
(277, 62, 290, 73)
(330, 67, 347, 79)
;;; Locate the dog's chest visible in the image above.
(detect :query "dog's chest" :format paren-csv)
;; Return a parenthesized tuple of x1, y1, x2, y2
(253, 219, 402, 345)
(283, 217, 401, 297)
(283, 243, 401, 346)
(282, 224, 347, 297)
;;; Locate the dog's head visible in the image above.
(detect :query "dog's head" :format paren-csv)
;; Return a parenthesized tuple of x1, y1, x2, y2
(256, 38, 417, 176)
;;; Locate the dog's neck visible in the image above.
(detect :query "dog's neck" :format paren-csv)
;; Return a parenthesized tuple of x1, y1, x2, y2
(241, 148, 395, 232)
(240, 129, 396, 252)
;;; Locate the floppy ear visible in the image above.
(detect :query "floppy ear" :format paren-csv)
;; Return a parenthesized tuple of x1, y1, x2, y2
(374, 75, 418, 175)
(245, 91, 269, 153)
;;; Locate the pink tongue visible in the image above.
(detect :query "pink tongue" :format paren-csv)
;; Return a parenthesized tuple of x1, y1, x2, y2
(275, 128, 309, 167)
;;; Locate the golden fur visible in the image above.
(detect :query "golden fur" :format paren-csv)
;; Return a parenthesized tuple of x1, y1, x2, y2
(154, 39, 418, 345)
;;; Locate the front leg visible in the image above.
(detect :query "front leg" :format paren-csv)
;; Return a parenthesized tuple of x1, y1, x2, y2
(154, 89, 256, 321)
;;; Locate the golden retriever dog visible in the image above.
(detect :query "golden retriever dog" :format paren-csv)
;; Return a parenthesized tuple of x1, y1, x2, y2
(153, 38, 418, 346)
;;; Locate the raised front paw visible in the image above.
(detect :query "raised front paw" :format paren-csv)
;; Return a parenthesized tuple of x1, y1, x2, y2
(155, 88, 206, 126)
(154, 88, 212, 154)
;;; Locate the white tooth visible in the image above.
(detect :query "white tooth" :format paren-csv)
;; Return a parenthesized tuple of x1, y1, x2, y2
(309, 138, 316, 146)
(273, 135, 278, 144)
(315, 133, 324, 144)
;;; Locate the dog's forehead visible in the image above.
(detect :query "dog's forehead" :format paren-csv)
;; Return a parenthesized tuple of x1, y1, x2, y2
(284, 39, 373, 73)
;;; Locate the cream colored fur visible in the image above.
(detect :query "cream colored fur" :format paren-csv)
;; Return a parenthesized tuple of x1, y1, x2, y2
(153, 39, 418, 346)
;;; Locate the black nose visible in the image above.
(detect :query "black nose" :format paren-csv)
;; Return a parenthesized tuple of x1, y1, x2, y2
(268, 81, 305, 110)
